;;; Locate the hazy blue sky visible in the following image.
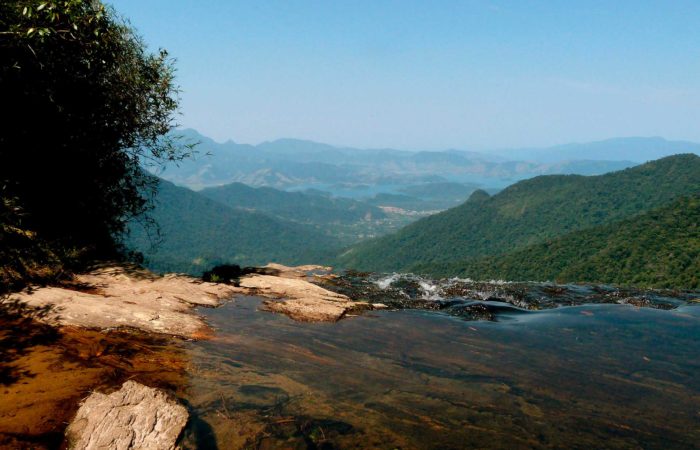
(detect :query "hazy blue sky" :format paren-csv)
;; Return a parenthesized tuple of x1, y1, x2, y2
(109, 1, 700, 150)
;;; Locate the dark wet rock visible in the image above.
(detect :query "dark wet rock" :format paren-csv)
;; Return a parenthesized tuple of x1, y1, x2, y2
(65, 380, 188, 450)
(202, 264, 245, 283)
(202, 264, 284, 285)
(256, 416, 355, 450)
(317, 271, 700, 321)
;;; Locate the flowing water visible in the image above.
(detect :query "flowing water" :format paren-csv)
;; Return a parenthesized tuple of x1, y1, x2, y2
(177, 274, 700, 449)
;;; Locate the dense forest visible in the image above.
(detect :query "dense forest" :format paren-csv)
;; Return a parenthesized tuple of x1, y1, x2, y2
(200, 182, 384, 224)
(415, 195, 700, 288)
(337, 154, 700, 275)
(127, 179, 340, 274)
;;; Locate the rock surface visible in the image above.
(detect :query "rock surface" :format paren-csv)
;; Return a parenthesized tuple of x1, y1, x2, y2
(240, 273, 373, 322)
(11, 263, 375, 333)
(11, 265, 239, 338)
(65, 380, 188, 450)
(262, 263, 334, 279)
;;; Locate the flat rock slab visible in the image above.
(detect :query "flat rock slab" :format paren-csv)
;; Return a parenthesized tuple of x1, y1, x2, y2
(239, 274, 373, 322)
(11, 266, 241, 338)
(262, 263, 334, 279)
(65, 380, 188, 450)
(11, 264, 376, 333)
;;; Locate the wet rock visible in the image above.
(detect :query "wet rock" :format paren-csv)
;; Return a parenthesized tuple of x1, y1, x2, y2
(318, 271, 696, 321)
(202, 264, 245, 283)
(65, 380, 188, 450)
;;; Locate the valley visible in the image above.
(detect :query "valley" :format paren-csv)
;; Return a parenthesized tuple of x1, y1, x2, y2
(338, 154, 700, 288)
(4, 3, 700, 449)
(133, 130, 700, 290)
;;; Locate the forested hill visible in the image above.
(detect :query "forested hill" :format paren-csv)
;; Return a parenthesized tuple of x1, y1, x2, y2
(336, 154, 700, 272)
(127, 179, 340, 274)
(417, 195, 700, 289)
(199, 182, 385, 225)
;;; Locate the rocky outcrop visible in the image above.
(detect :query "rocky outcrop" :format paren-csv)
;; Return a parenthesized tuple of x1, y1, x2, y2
(262, 263, 334, 279)
(10, 263, 376, 335)
(240, 273, 375, 322)
(11, 265, 239, 338)
(65, 380, 188, 450)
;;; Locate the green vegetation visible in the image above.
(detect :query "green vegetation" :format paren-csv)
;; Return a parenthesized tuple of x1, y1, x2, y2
(0, 191, 64, 292)
(1, 1, 185, 290)
(418, 195, 700, 289)
(366, 181, 479, 212)
(127, 179, 341, 275)
(199, 182, 393, 244)
(399, 181, 479, 198)
(201, 182, 385, 225)
(337, 155, 700, 274)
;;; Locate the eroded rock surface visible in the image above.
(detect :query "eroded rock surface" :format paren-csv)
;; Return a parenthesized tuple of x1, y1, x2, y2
(11, 265, 240, 338)
(65, 380, 188, 450)
(262, 263, 334, 279)
(10, 263, 375, 334)
(240, 274, 374, 322)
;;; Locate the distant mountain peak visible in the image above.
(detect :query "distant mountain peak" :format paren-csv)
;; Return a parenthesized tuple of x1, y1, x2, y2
(467, 189, 491, 203)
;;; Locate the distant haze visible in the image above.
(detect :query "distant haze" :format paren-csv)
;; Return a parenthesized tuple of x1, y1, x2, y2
(110, 1, 700, 150)
(155, 130, 700, 194)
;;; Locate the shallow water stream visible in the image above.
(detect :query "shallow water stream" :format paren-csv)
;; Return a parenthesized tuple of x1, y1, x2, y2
(180, 283, 700, 449)
(2, 276, 699, 449)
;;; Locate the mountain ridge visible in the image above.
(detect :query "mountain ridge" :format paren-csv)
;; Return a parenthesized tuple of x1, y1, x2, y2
(127, 178, 340, 274)
(336, 154, 700, 273)
(414, 194, 700, 289)
(157, 129, 648, 191)
(497, 136, 700, 163)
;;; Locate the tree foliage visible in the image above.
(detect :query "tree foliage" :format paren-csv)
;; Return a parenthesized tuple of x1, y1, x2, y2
(338, 154, 700, 273)
(0, 0, 188, 273)
(420, 195, 700, 289)
(127, 179, 341, 275)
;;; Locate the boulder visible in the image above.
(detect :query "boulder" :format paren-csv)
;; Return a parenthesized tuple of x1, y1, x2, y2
(65, 380, 188, 450)
(240, 274, 372, 322)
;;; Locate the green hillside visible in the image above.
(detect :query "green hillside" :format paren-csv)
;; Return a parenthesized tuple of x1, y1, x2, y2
(417, 195, 700, 289)
(337, 154, 700, 272)
(126, 179, 340, 274)
(200, 182, 385, 225)
(198, 183, 418, 244)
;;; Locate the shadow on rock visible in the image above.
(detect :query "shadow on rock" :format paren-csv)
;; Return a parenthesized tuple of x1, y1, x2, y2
(0, 296, 59, 386)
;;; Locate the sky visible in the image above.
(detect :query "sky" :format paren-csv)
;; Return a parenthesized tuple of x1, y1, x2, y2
(108, 1, 700, 150)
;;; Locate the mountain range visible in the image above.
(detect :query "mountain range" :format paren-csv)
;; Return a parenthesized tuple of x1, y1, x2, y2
(126, 179, 341, 274)
(155, 130, 654, 195)
(336, 154, 700, 287)
(199, 182, 385, 226)
(498, 137, 700, 163)
(131, 130, 700, 287)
